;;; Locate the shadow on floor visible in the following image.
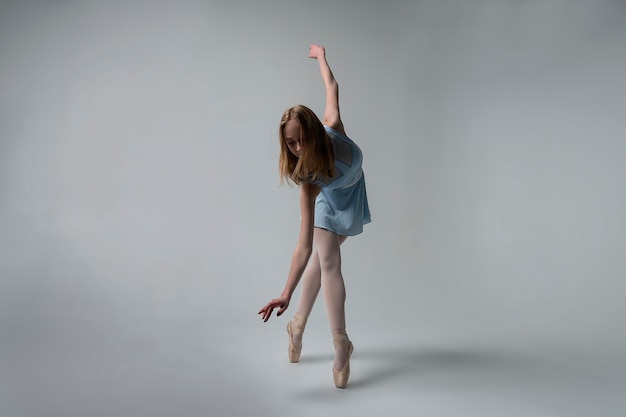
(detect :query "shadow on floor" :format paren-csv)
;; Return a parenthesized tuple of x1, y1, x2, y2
(289, 343, 626, 416)
(349, 346, 511, 389)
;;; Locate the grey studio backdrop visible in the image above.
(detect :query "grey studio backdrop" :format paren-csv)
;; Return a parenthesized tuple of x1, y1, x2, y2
(1, 1, 625, 417)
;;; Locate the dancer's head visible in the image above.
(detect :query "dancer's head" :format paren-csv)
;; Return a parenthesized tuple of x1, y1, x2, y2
(278, 105, 334, 185)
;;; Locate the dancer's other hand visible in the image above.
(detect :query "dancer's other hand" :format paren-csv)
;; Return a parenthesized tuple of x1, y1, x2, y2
(258, 296, 290, 322)
(308, 44, 325, 59)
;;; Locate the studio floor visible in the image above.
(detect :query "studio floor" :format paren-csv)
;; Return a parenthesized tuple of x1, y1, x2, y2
(4, 314, 625, 417)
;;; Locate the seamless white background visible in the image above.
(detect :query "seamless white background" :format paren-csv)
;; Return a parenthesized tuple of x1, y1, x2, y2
(1, 1, 625, 416)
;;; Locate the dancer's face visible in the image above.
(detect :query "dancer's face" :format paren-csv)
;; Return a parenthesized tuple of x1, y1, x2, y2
(283, 119, 302, 158)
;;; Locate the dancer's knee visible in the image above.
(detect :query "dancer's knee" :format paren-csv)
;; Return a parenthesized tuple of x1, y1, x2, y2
(319, 251, 341, 274)
(314, 228, 342, 273)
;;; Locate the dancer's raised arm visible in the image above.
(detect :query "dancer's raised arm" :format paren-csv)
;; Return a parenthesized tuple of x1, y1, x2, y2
(309, 45, 345, 135)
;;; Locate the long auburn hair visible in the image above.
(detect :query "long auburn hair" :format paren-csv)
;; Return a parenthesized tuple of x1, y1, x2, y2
(278, 105, 334, 185)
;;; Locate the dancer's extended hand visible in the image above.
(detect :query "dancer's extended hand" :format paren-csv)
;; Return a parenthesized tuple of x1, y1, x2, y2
(308, 44, 325, 59)
(258, 296, 290, 322)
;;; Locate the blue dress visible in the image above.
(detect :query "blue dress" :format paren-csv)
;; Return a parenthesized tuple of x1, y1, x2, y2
(310, 126, 371, 236)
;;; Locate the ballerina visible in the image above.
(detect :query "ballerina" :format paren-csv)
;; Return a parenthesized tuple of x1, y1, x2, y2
(258, 44, 371, 389)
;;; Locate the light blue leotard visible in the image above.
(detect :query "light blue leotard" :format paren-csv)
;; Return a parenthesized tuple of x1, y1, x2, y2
(310, 126, 371, 236)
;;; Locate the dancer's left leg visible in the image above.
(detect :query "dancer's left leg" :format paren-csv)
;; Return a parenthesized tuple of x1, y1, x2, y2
(314, 228, 351, 371)
(291, 235, 347, 351)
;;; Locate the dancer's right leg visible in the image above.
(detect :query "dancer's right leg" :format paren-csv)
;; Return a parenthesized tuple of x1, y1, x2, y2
(289, 250, 321, 351)
(295, 250, 322, 320)
(290, 237, 347, 351)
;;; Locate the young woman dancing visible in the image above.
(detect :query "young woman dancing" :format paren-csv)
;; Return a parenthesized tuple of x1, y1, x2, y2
(258, 45, 371, 389)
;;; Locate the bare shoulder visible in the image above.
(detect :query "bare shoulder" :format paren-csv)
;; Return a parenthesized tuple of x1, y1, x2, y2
(325, 119, 346, 136)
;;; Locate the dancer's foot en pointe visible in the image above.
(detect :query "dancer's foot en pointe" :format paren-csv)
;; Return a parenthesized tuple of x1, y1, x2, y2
(287, 314, 306, 363)
(332, 329, 354, 388)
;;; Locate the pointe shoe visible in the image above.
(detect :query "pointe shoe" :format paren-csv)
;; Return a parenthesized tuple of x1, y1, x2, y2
(332, 331, 354, 389)
(287, 318, 304, 363)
